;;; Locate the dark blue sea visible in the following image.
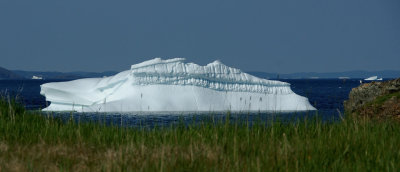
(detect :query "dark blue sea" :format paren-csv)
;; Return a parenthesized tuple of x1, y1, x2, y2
(0, 79, 363, 127)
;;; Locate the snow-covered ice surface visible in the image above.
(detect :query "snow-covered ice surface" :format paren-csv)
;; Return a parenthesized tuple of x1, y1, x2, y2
(40, 58, 316, 112)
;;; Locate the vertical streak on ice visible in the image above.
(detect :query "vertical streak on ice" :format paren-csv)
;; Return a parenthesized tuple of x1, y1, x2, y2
(191, 86, 199, 111)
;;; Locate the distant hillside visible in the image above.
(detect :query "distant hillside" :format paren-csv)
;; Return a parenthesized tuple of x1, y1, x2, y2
(12, 70, 118, 80)
(248, 70, 400, 79)
(0, 66, 23, 79)
(4, 69, 400, 80)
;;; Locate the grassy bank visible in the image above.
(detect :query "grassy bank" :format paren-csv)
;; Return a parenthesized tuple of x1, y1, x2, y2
(1, 98, 400, 171)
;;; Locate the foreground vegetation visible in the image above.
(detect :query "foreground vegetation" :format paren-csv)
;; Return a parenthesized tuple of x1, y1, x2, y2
(1, 97, 400, 171)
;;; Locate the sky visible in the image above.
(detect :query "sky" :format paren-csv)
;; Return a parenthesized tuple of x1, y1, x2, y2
(0, 0, 399, 73)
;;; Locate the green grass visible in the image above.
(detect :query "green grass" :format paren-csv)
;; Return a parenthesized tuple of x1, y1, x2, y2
(373, 91, 400, 106)
(1, 97, 400, 171)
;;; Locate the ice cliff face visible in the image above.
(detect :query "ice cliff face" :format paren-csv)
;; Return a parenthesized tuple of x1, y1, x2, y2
(130, 58, 291, 94)
(40, 58, 316, 112)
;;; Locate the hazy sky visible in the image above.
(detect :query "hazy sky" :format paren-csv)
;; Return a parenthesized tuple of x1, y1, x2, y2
(1, 0, 399, 73)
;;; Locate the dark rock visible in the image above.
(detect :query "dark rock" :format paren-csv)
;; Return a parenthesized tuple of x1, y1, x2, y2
(344, 78, 400, 119)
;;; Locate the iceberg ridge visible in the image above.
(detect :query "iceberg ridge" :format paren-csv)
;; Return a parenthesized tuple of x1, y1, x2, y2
(130, 58, 291, 93)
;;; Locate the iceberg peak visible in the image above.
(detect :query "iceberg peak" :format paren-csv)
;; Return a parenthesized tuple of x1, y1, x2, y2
(131, 57, 186, 69)
(209, 60, 222, 65)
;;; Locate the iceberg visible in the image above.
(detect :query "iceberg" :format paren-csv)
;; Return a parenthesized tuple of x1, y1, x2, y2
(32, 76, 43, 80)
(40, 58, 316, 112)
(364, 76, 383, 81)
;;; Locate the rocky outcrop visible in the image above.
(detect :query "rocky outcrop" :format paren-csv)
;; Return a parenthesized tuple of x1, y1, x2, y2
(344, 78, 400, 119)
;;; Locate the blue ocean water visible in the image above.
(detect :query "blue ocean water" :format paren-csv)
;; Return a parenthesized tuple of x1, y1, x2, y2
(0, 79, 362, 127)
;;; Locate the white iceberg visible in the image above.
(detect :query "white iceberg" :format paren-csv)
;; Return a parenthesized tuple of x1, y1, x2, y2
(40, 58, 316, 112)
(32, 76, 43, 80)
(364, 76, 383, 81)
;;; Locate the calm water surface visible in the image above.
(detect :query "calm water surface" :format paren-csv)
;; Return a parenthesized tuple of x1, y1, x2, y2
(0, 79, 362, 127)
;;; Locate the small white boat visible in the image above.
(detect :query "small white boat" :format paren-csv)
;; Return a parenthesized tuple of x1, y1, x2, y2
(364, 76, 382, 81)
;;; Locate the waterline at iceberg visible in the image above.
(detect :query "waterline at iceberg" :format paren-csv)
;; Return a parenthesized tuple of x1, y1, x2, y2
(40, 58, 316, 112)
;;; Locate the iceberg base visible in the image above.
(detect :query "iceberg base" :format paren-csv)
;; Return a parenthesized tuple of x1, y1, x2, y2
(42, 85, 316, 112)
